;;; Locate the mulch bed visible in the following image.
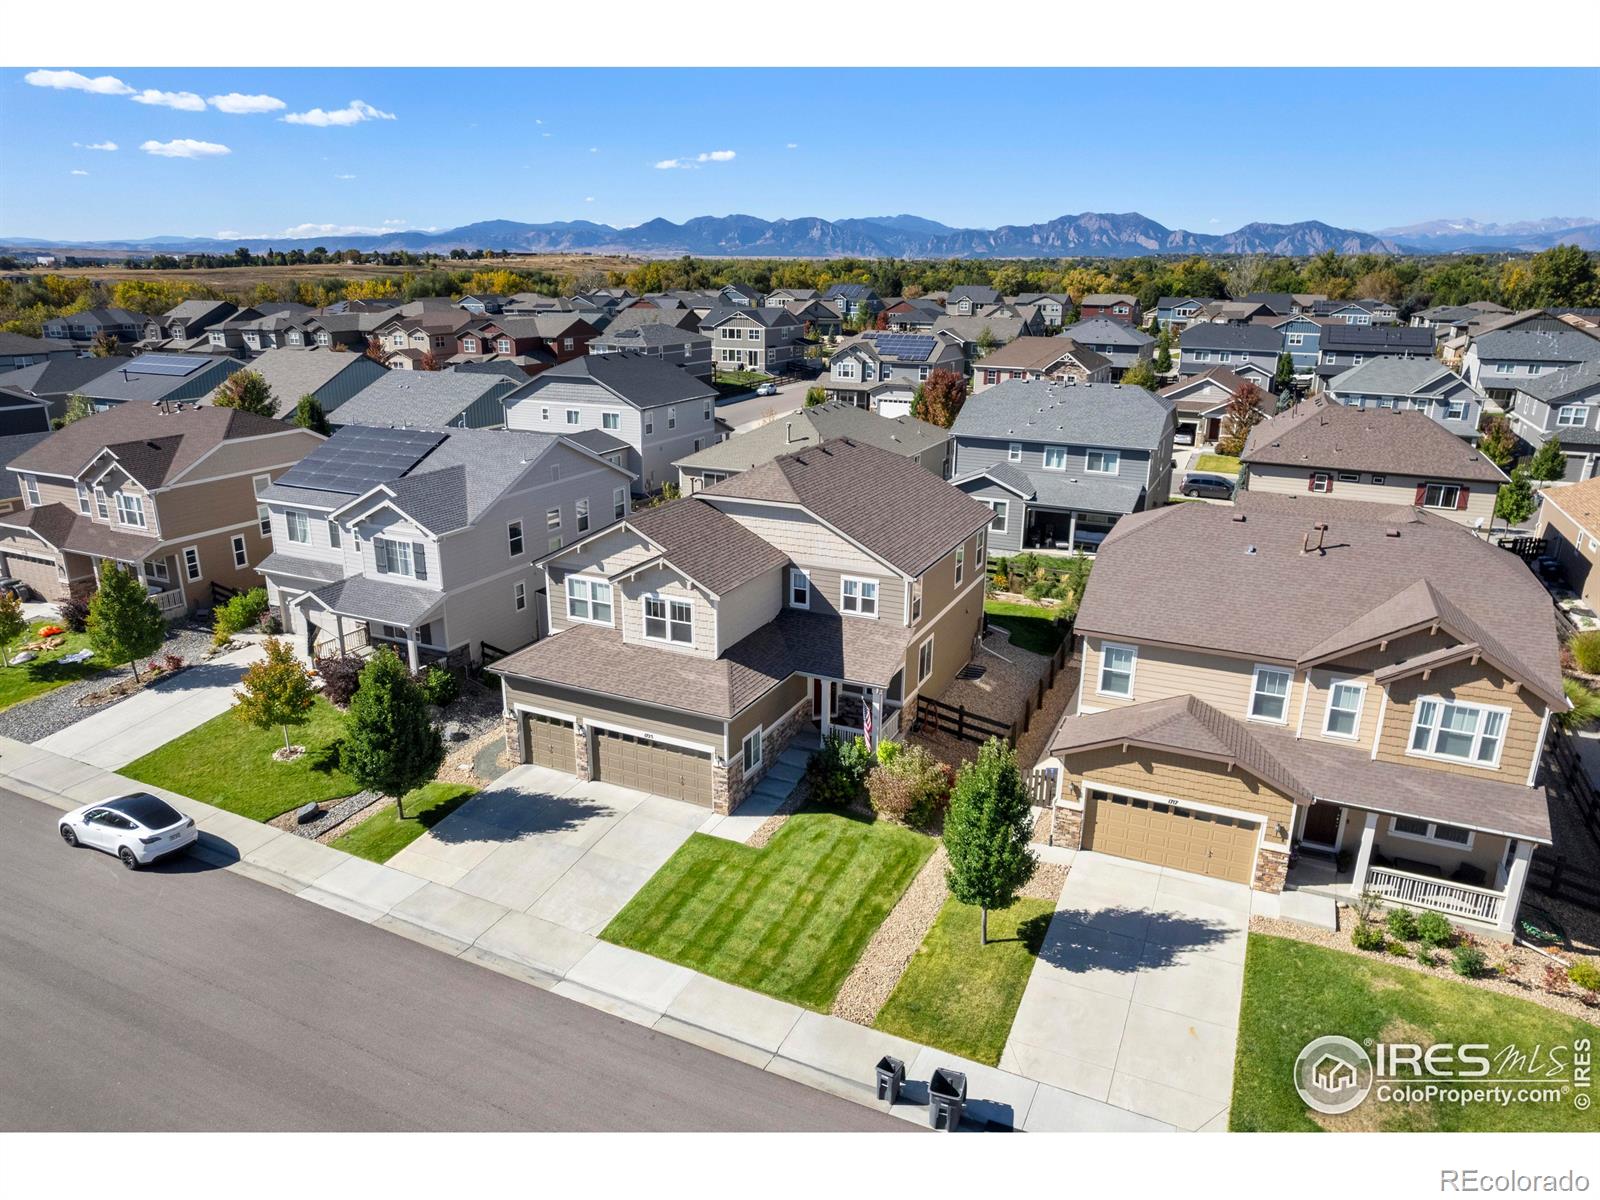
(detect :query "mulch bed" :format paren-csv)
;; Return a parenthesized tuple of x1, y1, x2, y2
(832, 846, 950, 1025)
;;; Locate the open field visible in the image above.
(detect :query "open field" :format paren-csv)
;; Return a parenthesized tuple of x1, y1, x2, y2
(34, 254, 646, 289)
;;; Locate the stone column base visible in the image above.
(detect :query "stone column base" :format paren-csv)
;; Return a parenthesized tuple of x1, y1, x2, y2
(1051, 804, 1085, 850)
(573, 722, 593, 781)
(502, 712, 526, 765)
(1253, 845, 1289, 894)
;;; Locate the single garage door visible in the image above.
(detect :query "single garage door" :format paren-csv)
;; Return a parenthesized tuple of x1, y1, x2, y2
(2, 551, 62, 599)
(593, 727, 714, 806)
(523, 711, 576, 774)
(1083, 789, 1258, 884)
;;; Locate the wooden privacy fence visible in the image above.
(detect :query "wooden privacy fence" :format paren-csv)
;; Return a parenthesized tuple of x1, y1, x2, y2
(912, 630, 1076, 747)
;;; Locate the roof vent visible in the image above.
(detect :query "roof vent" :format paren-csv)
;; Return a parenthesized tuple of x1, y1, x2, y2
(1245, 545, 1258, 555)
(1231, 513, 1247, 522)
(1385, 528, 1401, 537)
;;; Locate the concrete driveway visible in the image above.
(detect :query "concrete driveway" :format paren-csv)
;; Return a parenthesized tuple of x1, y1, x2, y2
(999, 851, 1250, 1131)
(386, 765, 705, 936)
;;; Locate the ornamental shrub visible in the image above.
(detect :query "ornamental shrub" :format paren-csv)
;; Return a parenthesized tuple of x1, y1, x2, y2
(212, 587, 270, 646)
(313, 654, 364, 708)
(420, 663, 459, 707)
(1385, 908, 1419, 941)
(866, 743, 954, 829)
(1351, 922, 1386, 952)
(1416, 910, 1455, 949)
(1567, 959, 1600, 997)
(1451, 944, 1488, 978)
(805, 733, 873, 807)
(1571, 630, 1600, 675)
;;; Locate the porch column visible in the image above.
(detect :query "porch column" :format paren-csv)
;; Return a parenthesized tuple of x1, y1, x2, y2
(870, 687, 884, 748)
(1495, 840, 1534, 934)
(821, 681, 832, 739)
(405, 627, 420, 673)
(334, 613, 346, 656)
(1067, 511, 1078, 551)
(1351, 810, 1380, 894)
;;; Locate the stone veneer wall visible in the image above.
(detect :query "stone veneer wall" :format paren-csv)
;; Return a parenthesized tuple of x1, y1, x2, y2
(1253, 845, 1288, 893)
(714, 701, 809, 816)
(1050, 803, 1085, 849)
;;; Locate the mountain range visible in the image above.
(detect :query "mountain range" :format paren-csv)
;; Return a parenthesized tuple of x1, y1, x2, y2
(4, 211, 1596, 260)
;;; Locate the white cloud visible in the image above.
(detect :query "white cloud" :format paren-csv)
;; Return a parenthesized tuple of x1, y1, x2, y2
(25, 69, 131, 95)
(131, 88, 207, 111)
(282, 99, 396, 127)
(73, 140, 118, 151)
(208, 92, 286, 114)
(542, 132, 551, 138)
(535, 118, 543, 125)
(786, 142, 798, 149)
(589, 146, 599, 153)
(697, 149, 735, 162)
(335, 173, 356, 180)
(655, 149, 736, 170)
(140, 138, 231, 159)
(584, 196, 595, 203)
(70, 169, 89, 176)
(217, 219, 417, 239)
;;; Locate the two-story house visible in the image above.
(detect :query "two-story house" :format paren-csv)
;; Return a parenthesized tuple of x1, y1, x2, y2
(1078, 294, 1141, 326)
(823, 331, 968, 415)
(457, 313, 598, 370)
(288, 310, 393, 353)
(1264, 313, 1327, 377)
(494, 437, 994, 813)
(1464, 326, 1600, 403)
(1059, 318, 1155, 382)
(787, 298, 844, 338)
(372, 311, 477, 370)
(1324, 358, 1484, 440)
(1535, 474, 1600, 607)
(1239, 398, 1506, 527)
(1312, 298, 1400, 325)
(0, 404, 321, 615)
(505, 352, 720, 495)
(258, 425, 634, 669)
(971, 337, 1110, 392)
(1042, 493, 1561, 934)
(1154, 297, 1208, 331)
(1314, 324, 1435, 389)
(1012, 293, 1073, 330)
(764, 288, 817, 307)
(0, 331, 79, 372)
(1159, 367, 1274, 446)
(946, 286, 1001, 315)
(1503, 358, 1600, 481)
(1179, 322, 1280, 386)
(701, 307, 804, 376)
(0, 355, 125, 424)
(881, 298, 947, 332)
(41, 307, 145, 346)
(145, 300, 238, 344)
(589, 323, 713, 378)
(821, 284, 882, 321)
(951, 379, 1176, 554)
(201, 348, 388, 421)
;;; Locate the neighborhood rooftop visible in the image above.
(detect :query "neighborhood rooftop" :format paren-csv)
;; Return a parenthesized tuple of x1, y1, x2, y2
(1241, 397, 1507, 481)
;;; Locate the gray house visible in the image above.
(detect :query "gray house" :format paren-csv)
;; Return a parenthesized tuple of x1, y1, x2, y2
(0, 331, 79, 372)
(701, 306, 804, 376)
(1178, 323, 1280, 385)
(259, 425, 635, 668)
(76, 353, 244, 411)
(1505, 359, 1600, 481)
(329, 370, 518, 432)
(824, 331, 967, 416)
(0, 355, 126, 422)
(1315, 324, 1435, 387)
(950, 379, 1176, 554)
(505, 352, 720, 495)
(1324, 358, 1484, 441)
(1464, 326, 1600, 401)
(1059, 318, 1155, 382)
(590, 322, 713, 379)
(201, 348, 388, 421)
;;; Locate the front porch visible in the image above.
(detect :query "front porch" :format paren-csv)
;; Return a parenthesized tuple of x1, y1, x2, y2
(292, 578, 455, 672)
(808, 675, 903, 745)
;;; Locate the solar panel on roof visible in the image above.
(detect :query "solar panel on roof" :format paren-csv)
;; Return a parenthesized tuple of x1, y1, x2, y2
(871, 334, 935, 361)
(275, 425, 446, 494)
(123, 353, 209, 377)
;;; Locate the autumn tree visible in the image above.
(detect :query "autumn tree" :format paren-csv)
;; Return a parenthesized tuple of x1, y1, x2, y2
(365, 335, 387, 363)
(1476, 414, 1517, 469)
(89, 331, 121, 357)
(233, 636, 317, 755)
(418, 351, 441, 372)
(0, 592, 27, 669)
(214, 369, 277, 417)
(1216, 382, 1267, 456)
(912, 368, 969, 428)
(59, 395, 95, 426)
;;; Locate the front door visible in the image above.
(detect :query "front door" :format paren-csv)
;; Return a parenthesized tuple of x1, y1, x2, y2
(1300, 801, 1343, 851)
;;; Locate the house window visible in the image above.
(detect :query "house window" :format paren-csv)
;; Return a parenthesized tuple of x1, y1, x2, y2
(790, 568, 810, 608)
(742, 726, 763, 774)
(183, 546, 201, 581)
(1249, 665, 1292, 723)
(602, 411, 621, 431)
(569, 497, 587, 534)
(1446, 399, 1470, 422)
(496, 338, 512, 354)
(546, 507, 561, 532)
(1558, 405, 1590, 428)
(75, 483, 90, 514)
(1287, 332, 1304, 347)
(1323, 680, 1366, 739)
(1372, 475, 1386, 486)
(1007, 442, 1022, 462)
(373, 538, 416, 578)
(667, 407, 677, 430)
(1309, 473, 1332, 493)
(1085, 449, 1120, 474)
(1098, 643, 1136, 697)
(984, 499, 1008, 533)
(840, 576, 878, 617)
(644, 595, 693, 645)
(563, 337, 574, 351)
(144, 559, 168, 583)
(1043, 446, 1068, 470)
(1408, 698, 1508, 768)
(508, 520, 524, 557)
(257, 505, 271, 536)
(613, 487, 627, 520)
(1338, 472, 1360, 483)
(316, 332, 330, 347)
(644, 415, 654, 434)
(327, 520, 342, 549)
(462, 337, 478, 353)
(540, 407, 550, 422)
(566, 576, 613, 624)
(565, 410, 580, 426)
(703, 399, 713, 422)
(955, 545, 965, 584)
(285, 510, 310, 543)
(548, 536, 563, 552)
(1421, 483, 1461, 509)
(1389, 815, 1475, 849)
(514, 581, 526, 611)
(918, 637, 934, 684)
(231, 535, 248, 568)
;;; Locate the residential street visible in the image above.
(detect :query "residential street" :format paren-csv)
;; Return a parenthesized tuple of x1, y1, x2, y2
(0, 789, 901, 1132)
(715, 373, 816, 432)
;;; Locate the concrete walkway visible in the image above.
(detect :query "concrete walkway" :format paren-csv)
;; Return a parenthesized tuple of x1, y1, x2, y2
(1001, 851, 1249, 1131)
(0, 735, 1182, 1133)
(34, 642, 264, 770)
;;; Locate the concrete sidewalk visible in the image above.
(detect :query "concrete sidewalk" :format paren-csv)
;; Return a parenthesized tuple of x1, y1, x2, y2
(0, 736, 1183, 1133)
(34, 642, 264, 770)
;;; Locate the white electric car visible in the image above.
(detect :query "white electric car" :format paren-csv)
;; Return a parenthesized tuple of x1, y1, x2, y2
(60, 792, 198, 869)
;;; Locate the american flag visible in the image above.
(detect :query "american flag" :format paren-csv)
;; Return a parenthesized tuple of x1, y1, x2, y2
(863, 690, 874, 749)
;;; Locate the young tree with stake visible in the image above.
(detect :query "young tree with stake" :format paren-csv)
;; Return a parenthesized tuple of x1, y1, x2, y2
(943, 738, 1038, 945)
(233, 636, 316, 756)
(86, 560, 165, 682)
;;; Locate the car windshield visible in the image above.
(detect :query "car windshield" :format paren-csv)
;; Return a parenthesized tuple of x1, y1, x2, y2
(107, 793, 184, 830)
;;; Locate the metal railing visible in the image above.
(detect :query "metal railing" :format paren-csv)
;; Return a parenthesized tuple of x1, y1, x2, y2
(1367, 865, 1504, 925)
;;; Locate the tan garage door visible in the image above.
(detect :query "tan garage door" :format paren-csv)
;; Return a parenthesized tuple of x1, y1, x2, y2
(523, 712, 576, 774)
(1083, 789, 1258, 884)
(593, 727, 714, 806)
(2, 551, 62, 599)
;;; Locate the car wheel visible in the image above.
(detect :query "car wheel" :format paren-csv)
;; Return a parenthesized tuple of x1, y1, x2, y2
(1182, 488, 1196, 498)
(118, 846, 139, 870)
(60, 824, 78, 847)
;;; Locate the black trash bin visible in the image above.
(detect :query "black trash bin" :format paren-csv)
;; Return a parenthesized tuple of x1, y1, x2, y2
(928, 1067, 967, 1131)
(875, 1055, 905, 1103)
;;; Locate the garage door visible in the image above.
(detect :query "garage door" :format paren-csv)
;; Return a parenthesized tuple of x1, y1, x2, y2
(1083, 789, 1258, 884)
(523, 712, 576, 774)
(593, 727, 714, 806)
(2, 551, 62, 599)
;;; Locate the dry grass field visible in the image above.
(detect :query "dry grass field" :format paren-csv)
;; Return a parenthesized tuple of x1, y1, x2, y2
(41, 253, 645, 289)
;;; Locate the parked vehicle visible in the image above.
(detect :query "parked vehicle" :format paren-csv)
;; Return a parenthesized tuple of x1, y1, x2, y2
(754, 382, 778, 396)
(59, 793, 197, 869)
(1180, 472, 1235, 500)
(0, 576, 36, 602)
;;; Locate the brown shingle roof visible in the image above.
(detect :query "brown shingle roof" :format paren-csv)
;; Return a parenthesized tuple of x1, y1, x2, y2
(627, 498, 789, 596)
(8, 403, 290, 484)
(1241, 396, 1506, 482)
(973, 336, 1108, 373)
(1538, 476, 1600, 540)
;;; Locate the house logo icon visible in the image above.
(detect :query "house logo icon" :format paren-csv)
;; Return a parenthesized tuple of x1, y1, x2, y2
(1294, 1036, 1374, 1115)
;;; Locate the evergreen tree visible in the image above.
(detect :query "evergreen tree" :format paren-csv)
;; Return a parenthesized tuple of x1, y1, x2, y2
(233, 636, 316, 754)
(0, 591, 27, 668)
(943, 738, 1038, 945)
(86, 560, 165, 682)
(342, 647, 443, 814)
(1528, 436, 1567, 482)
(1154, 327, 1173, 373)
(213, 369, 277, 417)
(293, 394, 331, 435)
(1273, 352, 1296, 395)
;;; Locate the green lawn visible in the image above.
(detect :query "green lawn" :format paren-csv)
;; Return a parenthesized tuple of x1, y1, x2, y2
(713, 369, 771, 390)
(602, 810, 935, 1011)
(984, 599, 1068, 655)
(875, 897, 1055, 1064)
(331, 782, 478, 862)
(121, 696, 359, 822)
(1194, 453, 1241, 475)
(1232, 934, 1596, 1132)
(0, 623, 101, 712)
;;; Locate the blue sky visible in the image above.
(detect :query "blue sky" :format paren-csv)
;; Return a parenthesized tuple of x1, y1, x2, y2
(4, 66, 1597, 241)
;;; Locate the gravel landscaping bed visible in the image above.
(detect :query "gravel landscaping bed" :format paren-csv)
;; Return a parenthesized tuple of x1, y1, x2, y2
(1020, 859, 1069, 901)
(0, 620, 215, 744)
(910, 629, 1056, 771)
(267, 790, 382, 840)
(1014, 652, 1079, 771)
(832, 846, 950, 1025)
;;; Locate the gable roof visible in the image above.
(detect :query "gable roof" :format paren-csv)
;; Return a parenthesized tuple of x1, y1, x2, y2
(675, 401, 947, 474)
(950, 378, 1174, 450)
(1319, 324, 1433, 353)
(1325, 357, 1467, 397)
(1507, 357, 1600, 405)
(329, 370, 513, 430)
(1539, 476, 1600, 542)
(199, 348, 382, 418)
(1474, 327, 1600, 364)
(75, 353, 242, 402)
(701, 306, 799, 330)
(1241, 397, 1505, 482)
(523, 352, 717, 409)
(973, 336, 1108, 373)
(8, 403, 294, 485)
(0, 332, 76, 356)
(1080, 293, 1137, 307)
(1178, 323, 1282, 353)
(625, 498, 790, 596)
(0, 354, 126, 401)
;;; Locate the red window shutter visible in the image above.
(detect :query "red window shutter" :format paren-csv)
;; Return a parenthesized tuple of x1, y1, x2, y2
(1414, 483, 1428, 506)
(1456, 485, 1469, 510)
(1308, 474, 1318, 492)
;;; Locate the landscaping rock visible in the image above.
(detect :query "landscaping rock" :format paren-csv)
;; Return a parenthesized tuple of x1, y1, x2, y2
(831, 846, 950, 1025)
(268, 790, 384, 840)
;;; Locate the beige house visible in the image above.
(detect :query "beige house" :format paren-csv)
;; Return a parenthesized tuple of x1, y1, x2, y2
(0, 404, 322, 616)
(1241, 397, 1506, 528)
(971, 337, 1111, 393)
(496, 438, 993, 814)
(1534, 476, 1600, 609)
(1042, 493, 1562, 933)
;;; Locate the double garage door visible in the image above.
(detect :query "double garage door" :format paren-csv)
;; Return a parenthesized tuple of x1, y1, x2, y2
(1083, 789, 1259, 884)
(594, 728, 713, 807)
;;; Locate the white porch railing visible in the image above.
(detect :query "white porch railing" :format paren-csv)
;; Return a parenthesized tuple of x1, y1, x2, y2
(151, 588, 187, 619)
(1368, 865, 1504, 925)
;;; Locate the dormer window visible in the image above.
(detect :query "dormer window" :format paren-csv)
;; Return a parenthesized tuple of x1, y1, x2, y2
(462, 337, 478, 353)
(643, 595, 694, 645)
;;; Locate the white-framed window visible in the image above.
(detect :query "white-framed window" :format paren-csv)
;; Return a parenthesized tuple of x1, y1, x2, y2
(643, 414, 654, 435)
(702, 399, 713, 422)
(231, 535, 248, 568)
(1249, 665, 1292, 723)
(984, 499, 1008, 532)
(257, 504, 270, 536)
(613, 487, 627, 520)
(513, 581, 527, 611)
(1388, 815, 1475, 849)
(285, 510, 310, 543)
(602, 411, 621, 431)
(1322, 679, 1366, 739)
(496, 337, 512, 354)
(374, 537, 421, 578)
(742, 726, 763, 774)
(667, 407, 677, 429)
(20, 475, 41, 507)
(644, 595, 694, 645)
(182, 546, 201, 581)
(576, 498, 590, 533)
(508, 520, 524, 557)
(462, 337, 478, 353)
(1286, 332, 1304, 347)
(918, 637, 934, 684)
(955, 545, 965, 585)
(1557, 404, 1590, 428)
(540, 406, 550, 422)
(1422, 482, 1461, 509)
(546, 506, 561, 531)
(74, 483, 90, 514)
(1097, 643, 1136, 697)
(1043, 446, 1068, 470)
(315, 331, 331, 347)
(789, 568, 810, 608)
(565, 576, 613, 624)
(565, 409, 580, 426)
(1085, 448, 1120, 474)
(1446, 398, 1470, 421)
(1309, 472, 1331, 493)
(563, 337, 574, 351)
(144, 558, 168, 583)
(116, 491, 146, 527)
(1408, 697, 1508, 768)
(840, 576, 878, 617)
(1372, 475, 1386, 486)
(1007, 442, 1022, 462)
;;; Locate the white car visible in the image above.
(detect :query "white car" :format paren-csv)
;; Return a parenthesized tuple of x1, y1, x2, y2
(754, 382, 778, 396)
(59, 792, 198, 869)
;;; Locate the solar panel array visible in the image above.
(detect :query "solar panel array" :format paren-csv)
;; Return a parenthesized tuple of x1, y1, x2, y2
(870, 334, 935, 361)
(123, 353, 209, 377)
(274, 425, 446, 495)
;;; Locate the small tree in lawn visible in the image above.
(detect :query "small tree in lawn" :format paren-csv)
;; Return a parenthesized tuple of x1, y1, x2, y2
(293, 393, 331, 435)
(233, 636, 316, 757)
(0, 591, 27, 669)
(1528, 436, 1567, 483)
(342, 647, 443, 818)
(214, 369, 277, 417)
(1495, 466, 1536, 530)
(1154, 327, 1173, 373)
(86, 559, 165, 682)
(944, 738, 1038, 945)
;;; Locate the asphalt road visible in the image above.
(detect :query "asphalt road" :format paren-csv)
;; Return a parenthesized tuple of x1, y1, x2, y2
(715, 375, 816, 432)
(0, 789, 901, 1132)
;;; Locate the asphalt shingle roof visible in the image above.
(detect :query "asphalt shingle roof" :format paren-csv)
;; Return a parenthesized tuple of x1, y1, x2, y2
(524, 352, 717, 409)
(9, 403, 292, 484)
(675, 402, 947, 474)
(951, 379, 1173, 451)
(1241, 397, 1505, 482)
(329, 371, 512, 430)
(199, 348, 381, 418)
(1178, 324, 1282, 354)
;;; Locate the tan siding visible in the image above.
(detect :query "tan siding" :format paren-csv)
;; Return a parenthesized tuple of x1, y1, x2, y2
(707, 498, 891, 577)
(1068, 747, 1298, 829)
(1245, 463, 1496, 527)
(913, 530, 978, 633)
(716, 566, 783, 653)
(1298, 631, 1454, 745)
(1376, 660, 1545, 785)
(730, 674, 808, 747)
(617, 565, 717, 658)
(504, 676, 723, 750)
(802, 563, 904, 624)
(1080, 636, 1274, 722)
(904, 579, 984, 703)
(1536, 502, 1600, 609)
(175, 430, 323, 485)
